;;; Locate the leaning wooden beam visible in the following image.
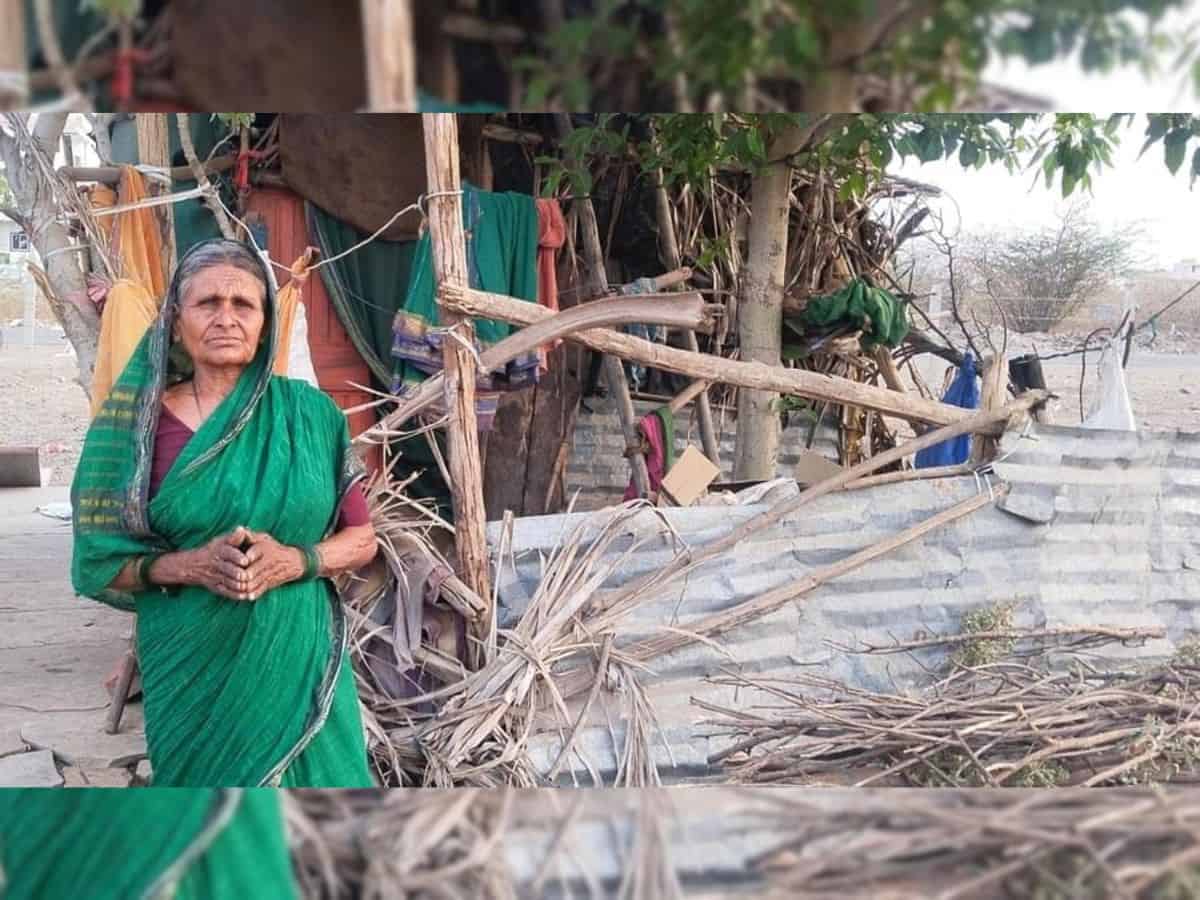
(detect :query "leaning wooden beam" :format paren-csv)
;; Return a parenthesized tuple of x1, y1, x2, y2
(0, 0, 27, 109)
(562, 487, 1007, 702)
(583, 392, 1045, 634)
(422, 113, 492, 624)
(626, 486, 1006, 665)
(443, 286, 993, 432)
(60, 156, 238, 185)
(362, 0, 418, 111)
(555, 113, 651, 498)
(842, 463, 972, 492)
(654, 165, 722, 467)
(359, 292, 716, 442)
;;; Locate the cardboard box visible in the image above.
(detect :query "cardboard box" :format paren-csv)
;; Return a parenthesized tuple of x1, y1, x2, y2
(661, 446, 721, 507)
(794, 449, 842, 485)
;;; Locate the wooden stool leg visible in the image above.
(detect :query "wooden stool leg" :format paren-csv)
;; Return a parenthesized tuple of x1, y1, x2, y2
(105, 649, 138, 735)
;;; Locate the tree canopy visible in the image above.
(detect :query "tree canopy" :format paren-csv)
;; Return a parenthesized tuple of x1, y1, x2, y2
(523, 2, 1197, 111)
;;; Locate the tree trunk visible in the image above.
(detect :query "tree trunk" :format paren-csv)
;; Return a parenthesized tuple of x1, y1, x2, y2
(0, 113, 100, 396)
(733, 126, 793, 482)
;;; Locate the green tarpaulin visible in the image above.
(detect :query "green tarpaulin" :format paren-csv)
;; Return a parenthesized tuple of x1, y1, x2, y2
(307, 202, 419, 386)
(797, 279, 910, 350)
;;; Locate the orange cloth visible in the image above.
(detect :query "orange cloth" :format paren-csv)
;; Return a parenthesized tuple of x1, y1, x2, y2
(93, 166, 168, 299)
(272, 252, 316, 377)
(535, 198, 567, 370)
(89, 279, 159, 419)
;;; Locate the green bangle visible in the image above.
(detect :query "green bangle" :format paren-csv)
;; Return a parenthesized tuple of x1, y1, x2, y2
(138, 553, 165, 592)
(299, 545, 322, 581)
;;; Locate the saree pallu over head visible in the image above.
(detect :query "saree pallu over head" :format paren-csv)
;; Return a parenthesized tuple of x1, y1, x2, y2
(71, 238, 374, 788)
(0, 788, 296, 900)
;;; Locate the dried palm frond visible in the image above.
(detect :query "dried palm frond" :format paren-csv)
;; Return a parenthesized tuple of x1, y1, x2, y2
(380, 501, 676, 788)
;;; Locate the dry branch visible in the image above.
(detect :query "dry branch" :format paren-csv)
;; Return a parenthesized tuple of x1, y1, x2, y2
(440, 285, 999, 431)
(359, 291, 717, 443)
(706, 653, 1200, 790)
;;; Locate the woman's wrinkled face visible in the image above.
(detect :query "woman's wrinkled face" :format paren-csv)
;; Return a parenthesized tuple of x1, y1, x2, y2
(175, 263, 266, 371)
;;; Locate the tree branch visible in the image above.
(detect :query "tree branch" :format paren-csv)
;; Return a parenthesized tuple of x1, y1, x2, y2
(176, 113, 234, 239)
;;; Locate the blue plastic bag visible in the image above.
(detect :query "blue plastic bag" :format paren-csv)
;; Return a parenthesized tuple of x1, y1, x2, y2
(915, 353, 979, 468)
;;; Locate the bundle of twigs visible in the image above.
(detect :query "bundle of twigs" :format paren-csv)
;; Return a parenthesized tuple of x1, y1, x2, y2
(284, 788, 683, 900)
(752, 789, 1200, 899)
(704, 652, 1200, 789)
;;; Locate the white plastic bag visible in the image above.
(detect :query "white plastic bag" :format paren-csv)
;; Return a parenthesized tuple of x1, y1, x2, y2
(1081, 343, 1136, 431)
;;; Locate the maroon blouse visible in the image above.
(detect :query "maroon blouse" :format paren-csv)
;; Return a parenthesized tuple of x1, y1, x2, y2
(149, 404, 370, 528)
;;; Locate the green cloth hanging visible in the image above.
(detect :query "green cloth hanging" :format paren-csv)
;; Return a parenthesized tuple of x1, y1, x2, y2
(391, 185, 539, 392)
(0, 789, 296, 900)
(799, 279, 910, 349)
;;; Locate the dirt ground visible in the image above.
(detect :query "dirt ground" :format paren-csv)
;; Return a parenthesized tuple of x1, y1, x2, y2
(0, 343, 90, 487)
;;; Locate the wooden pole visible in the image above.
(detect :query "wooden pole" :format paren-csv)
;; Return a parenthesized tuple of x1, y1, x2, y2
(653, 166, 722, 468)
(0, 0, 28, 110)
(135, 114, 176, 272)
(556, 115, 651, 497)
(421, 113, 492, 622)
(361, 0, 418, 111)
(60, 156, 238, 185)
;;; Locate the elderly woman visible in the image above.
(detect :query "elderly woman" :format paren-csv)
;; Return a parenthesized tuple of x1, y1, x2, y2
(0, 788, 296, 899)
(71, 238, 376, 787)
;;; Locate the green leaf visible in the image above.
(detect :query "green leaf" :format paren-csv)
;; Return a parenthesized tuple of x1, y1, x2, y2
(1191, 147, 1200, 187)
(958, 142, 980, 167)
(1165, 132, 1189, 175)
(1042, 149, 1059, 189)
(1061, 169, 1078, 198)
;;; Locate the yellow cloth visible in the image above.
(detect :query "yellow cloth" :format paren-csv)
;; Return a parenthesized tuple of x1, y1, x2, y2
(89, 280, 159, 419)
(91, 167, 168, 299)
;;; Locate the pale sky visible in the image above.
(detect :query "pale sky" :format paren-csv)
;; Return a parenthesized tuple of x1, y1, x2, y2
(894, 113, 1199, 269)
(893, 5, 1200, 270)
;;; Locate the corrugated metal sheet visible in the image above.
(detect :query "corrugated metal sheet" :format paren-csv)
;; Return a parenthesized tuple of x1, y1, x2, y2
(487, 424, 1200, 785)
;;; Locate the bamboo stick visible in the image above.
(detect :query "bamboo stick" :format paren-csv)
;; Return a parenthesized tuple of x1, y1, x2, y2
(421, 113, 492, 621)
(60, 156, 238, 185)
(361, 0, 418, 111)
(667, 379, 712, 415)
(359, 291, 715, 443)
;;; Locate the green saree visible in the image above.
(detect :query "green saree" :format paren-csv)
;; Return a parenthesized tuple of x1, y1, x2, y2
(0, 788, 296, 899)
(71, 238, 375, 788)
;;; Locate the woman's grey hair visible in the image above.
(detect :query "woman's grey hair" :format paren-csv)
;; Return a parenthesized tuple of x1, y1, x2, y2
(173, 239, 269, 307)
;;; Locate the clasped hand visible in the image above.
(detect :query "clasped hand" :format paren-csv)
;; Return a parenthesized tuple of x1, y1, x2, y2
(194, 526, 304, 602)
